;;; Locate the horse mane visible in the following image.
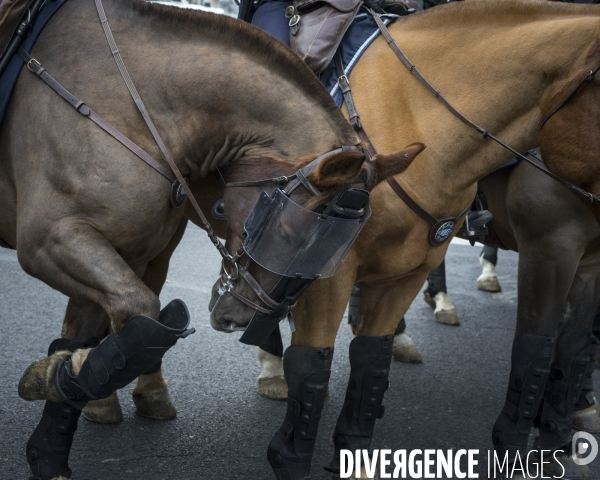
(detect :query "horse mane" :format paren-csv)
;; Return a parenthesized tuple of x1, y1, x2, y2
(109, 0, 356, 145)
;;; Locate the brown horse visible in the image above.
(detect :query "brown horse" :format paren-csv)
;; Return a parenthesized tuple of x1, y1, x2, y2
(19, 0, 600, 479)
(1, 0, 421, 478)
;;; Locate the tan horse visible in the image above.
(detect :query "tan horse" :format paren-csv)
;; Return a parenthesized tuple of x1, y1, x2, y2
(21, 0, 600, 478)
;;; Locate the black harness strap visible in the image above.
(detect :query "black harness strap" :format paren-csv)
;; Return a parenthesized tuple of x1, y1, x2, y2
(370, 9, 600, 207)
(540, 66, 600, 129)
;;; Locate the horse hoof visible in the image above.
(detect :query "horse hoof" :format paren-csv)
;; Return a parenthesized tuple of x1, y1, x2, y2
(18, 351, 69, 402)
(434, 309, 460, 326)
(83, 392, 123, 424)
(258, 376, 288, 401)
(423, 291, 460, 326)
(573, 404, 600, 433)
(133, 389, 177, 420)
(477, 276, 502, 292)
(392, 332, 422, 363)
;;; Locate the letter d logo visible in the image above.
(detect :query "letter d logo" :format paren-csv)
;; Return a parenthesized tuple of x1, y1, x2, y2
(572, 432, 598, 466)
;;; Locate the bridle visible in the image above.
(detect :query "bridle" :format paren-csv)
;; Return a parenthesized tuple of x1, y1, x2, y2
(16, 0, 372, 346)
(211, 147, 372, 345)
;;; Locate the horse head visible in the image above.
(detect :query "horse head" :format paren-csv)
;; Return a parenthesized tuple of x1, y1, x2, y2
(208, 143, 425, 341)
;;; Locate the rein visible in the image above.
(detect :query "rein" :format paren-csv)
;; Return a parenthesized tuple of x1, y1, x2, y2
(370, 9, 600, 207)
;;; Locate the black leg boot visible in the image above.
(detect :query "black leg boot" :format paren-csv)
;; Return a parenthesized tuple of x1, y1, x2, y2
(492, 335, 554, 477)
(259, 325, 284, 360)
(572, 341, 599, 433)
(348, 283, 363, 330)
(53, 299, 194, 409)
(267, 346, 333, 480)
(426, 260, 447, 298)
(538, 330, 595, 479)
(326, 335, 393, 476)
(26, 337, 98, 480)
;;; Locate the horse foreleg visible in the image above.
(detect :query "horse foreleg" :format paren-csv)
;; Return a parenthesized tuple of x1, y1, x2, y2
(535, 272, 600, 479)
(327, 274, 427, 479)
(58, 298, 124, 424)
(477, 245, 502, 292)
(267, 265, 354, 480)
(392, 317, 422, 363)
(492, 235, 581, 476)
(423, 260, 460, 326)
(255, 325, 287, 401)
(130, 217, 189, 420)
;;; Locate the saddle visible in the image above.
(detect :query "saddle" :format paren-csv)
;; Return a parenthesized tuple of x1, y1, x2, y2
(0, 0, 33, 60)
(288, 0, 418, 74)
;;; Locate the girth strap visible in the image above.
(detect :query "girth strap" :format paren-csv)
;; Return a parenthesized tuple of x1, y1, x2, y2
(17, 48, 175, 183)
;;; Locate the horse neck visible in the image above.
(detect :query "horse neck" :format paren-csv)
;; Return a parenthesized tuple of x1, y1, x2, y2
(67, 0, 353, 177)
(372, 2, 600, 217)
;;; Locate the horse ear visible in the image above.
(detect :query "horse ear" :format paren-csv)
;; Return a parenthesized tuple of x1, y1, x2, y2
(370, 143, 425, 187)
(307, 149, 366, 188)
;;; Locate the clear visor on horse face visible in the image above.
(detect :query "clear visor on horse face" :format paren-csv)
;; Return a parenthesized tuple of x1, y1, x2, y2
(242, 188, 371, 279)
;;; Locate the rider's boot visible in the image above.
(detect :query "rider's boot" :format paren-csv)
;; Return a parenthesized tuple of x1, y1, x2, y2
(267, 345, 333, 480)
(54, 299, 194, 409)
(326, 335, 393, 477)
(26, 337, 98, 480)
(492, 335, 554, 475)
(537, 330, 595, 479)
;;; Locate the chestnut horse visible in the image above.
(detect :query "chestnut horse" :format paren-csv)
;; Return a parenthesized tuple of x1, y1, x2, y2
(21, 0, 600, 479)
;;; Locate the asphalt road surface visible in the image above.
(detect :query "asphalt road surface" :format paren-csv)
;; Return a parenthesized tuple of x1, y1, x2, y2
(1, 226, 599, 479)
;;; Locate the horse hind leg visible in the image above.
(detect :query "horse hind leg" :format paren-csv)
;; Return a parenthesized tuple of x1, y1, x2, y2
(477, 245, 502, 292)
(422, 259, 460, 326)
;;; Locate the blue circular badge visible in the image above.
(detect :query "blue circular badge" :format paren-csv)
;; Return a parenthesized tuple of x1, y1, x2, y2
(434, 221, 454, 243)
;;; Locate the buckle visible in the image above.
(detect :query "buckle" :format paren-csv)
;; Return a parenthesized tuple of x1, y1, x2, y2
(285, 6, 295, 18)
(289, 14, 300, 27)
(26, 58, 41, 73)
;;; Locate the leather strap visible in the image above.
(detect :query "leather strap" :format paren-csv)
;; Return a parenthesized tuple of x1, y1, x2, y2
(93, 0, 232, 261)
(370, 9, 600, 207)
(540, 66, 600, 128)
(18, 48, 175, 183)
(334, 50, 377, 158)
(386, 176, 437, 226)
